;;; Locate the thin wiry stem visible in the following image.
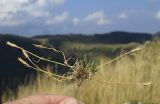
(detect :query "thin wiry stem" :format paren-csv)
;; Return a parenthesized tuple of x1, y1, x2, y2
(33, 44, 76, 71)
(95, 78, 152, 86)
(18, 57, 72, 81)
(7, 41, 151, 86)
(7, 41, 71, 68)
(28, 56, 72, 80)
(7, 41, 74, 81)
(96, 47, 141, 68)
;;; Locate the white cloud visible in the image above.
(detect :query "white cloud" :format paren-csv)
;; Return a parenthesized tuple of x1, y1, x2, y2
(35, 0, 66, 7)
(0, 0, 66, 26)
(28, 10, 49, 18)
(83, 11, 111, 25)
(50, 0, 66, 5)
(0, 1, 111, 28)
(72, 18, 80, 26)
(36, 0, 46, 6)
(118, 13, 128, 19)
(0, 0, 29, 14)
(46, 12, 69, 25)
(155, 11, 160, 20)
(26, 0, 66, 17)
(71, 10, 111, 26)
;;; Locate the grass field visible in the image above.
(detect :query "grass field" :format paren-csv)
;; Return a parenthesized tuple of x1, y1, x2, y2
(2, 40, 160, 104)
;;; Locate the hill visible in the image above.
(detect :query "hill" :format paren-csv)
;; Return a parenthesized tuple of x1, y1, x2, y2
(33, 31, 153, 44)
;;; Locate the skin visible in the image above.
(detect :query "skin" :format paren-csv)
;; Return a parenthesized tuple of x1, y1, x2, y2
(4, 94, 84, 104)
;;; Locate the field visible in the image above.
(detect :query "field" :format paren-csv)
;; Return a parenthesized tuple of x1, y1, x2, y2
(2, 40, 160, 104)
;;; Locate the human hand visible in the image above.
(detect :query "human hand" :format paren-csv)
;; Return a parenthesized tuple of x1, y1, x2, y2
(4, 94, 84, 104)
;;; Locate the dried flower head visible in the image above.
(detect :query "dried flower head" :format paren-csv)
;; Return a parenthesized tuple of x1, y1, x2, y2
(6, 41, 19, 48)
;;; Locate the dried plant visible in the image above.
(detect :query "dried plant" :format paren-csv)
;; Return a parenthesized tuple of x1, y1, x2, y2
(6, 41, 96, 85)
(6, 41, 151, 87)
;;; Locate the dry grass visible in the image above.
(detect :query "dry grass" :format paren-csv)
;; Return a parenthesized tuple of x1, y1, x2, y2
(3, 41, 160, 104)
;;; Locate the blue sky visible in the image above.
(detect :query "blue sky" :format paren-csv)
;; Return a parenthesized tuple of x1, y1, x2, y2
(0, 0, 160, 35)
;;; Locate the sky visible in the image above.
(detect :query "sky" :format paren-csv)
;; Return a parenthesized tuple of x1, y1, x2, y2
(0, 0, 160, 35)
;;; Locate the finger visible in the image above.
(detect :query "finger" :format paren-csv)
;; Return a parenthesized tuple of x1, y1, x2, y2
(43, 95, 84, 104)
(22, 94, 69, 104)
(4, 94, 84, 104)
(4, 95, 67, 104)
(59, 97, 84, 104)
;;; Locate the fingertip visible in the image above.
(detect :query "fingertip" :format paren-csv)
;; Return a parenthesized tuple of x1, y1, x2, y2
(60, 97, 85, 104)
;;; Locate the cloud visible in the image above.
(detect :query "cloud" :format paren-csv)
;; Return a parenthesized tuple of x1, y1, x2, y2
(0, 17, 24, 26)
(35, 0, 66, 7)
(72, 17, 80, 26)
(0, 1, 111, 28)
(50, 0, 66, 5)
(27, 10, 49, 18)
(155, 11, 160, 20)
(0, 0, 66, 26)
(83, 11, 111, 25)
(118, 13, 128, 19)
(46, 12, 69, 25)
(0, 0, 33, 26)
(72, 10, 111, 26)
